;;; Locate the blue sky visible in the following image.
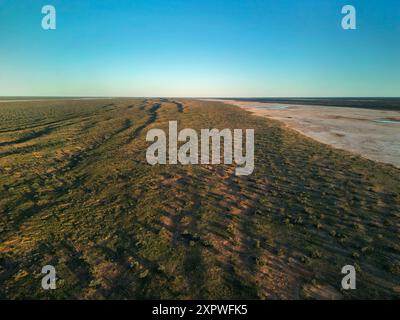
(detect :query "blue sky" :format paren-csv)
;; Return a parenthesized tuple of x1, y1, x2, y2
(0, 0, 399, 97)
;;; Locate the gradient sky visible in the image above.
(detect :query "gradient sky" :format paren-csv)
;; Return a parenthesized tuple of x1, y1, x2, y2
(0, 0, 399, 97)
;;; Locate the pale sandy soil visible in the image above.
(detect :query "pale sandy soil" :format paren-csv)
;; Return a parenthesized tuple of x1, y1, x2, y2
(211, 99, 400, 168)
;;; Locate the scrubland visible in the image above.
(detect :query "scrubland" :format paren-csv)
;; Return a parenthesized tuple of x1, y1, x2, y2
(0, 99, 399, 299)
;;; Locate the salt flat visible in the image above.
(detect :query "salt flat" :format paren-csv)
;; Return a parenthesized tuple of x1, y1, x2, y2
(215, 99, 400, 168)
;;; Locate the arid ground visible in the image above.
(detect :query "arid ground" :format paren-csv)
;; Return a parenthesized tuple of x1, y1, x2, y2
(214, 99, 400, 168)
(0, 99, 399, 299)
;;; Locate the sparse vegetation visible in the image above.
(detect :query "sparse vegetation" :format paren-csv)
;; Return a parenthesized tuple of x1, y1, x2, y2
(0, 98, 399, 299)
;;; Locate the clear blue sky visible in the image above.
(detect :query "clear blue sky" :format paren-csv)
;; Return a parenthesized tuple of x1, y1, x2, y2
(0, 0, 399, 97)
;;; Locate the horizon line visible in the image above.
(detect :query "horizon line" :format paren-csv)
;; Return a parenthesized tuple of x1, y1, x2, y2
(1, 96, 400, 99)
